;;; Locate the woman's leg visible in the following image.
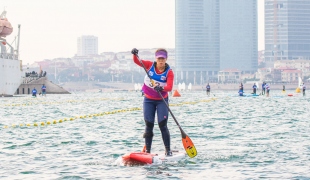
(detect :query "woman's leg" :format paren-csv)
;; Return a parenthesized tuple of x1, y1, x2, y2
(143, 98, 156, 153)
(156, 98, 171, 154)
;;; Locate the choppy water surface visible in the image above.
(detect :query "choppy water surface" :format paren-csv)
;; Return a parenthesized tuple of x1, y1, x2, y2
(0, 91, 310, 179)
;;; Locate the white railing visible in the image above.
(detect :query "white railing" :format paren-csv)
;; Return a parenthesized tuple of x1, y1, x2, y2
(0, 53, 18, 60)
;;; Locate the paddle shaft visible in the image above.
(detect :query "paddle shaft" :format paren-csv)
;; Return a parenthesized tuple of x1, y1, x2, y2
(136, 55, 186, 137)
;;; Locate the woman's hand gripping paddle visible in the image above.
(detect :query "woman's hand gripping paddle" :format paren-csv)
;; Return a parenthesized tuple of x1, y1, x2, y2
(135, 54, 197, 158)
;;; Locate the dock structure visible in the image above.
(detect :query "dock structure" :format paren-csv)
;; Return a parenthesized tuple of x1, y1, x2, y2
(16, 77, 70, 95)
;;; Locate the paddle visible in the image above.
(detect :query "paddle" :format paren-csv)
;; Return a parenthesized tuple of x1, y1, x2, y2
(136, 54, 197, 158)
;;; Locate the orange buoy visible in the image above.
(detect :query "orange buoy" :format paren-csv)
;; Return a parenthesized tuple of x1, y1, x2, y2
(288, 94, 293, 96)
(172, 90, 181, 97)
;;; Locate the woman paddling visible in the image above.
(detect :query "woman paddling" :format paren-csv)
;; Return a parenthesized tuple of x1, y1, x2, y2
(131, 48, 174, 156)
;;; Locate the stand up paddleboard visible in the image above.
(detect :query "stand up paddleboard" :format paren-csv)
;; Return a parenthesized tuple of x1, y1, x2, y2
(122, 151, 186, 165)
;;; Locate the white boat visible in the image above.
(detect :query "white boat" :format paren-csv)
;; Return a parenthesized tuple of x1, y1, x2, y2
(298, 77, 303, 89)
(181, 82, 186, 91)
(296, 77, 303, 93)
(0, 11, 23, 97)
(188, 83, 192, 91)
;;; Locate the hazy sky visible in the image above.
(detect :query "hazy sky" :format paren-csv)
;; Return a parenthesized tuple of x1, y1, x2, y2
(2, 0, 264, 64)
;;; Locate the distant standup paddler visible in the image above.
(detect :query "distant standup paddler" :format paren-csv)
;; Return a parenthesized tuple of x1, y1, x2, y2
(206, 83, 210, 96)
(265, 83, 270, 97)
(252, 83, 257, 95)
(262, 82, 266, 95)
(238, 83, 244, 96)
(32, 88, 37, 97)
(131, 47, 174, 156)
(302, 83, 306, 96)
(41, 84, 47, 96)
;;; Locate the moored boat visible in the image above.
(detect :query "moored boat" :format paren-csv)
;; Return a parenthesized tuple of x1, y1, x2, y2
(0, 10, 13, 37)
(0, 10, 23, 97)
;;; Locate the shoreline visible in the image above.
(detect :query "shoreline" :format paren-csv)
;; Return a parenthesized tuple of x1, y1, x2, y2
(60, 82, 302, 92)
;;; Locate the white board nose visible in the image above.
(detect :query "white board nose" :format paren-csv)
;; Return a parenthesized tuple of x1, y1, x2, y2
(152, 156, 162, 164)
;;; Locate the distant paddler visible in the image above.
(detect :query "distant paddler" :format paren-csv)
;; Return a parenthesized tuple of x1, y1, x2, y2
(302, 83, 306, 96)
(261, 82, 266, 95)
(32, 88, 37, 97)
(206, 83, 210, 96)
(238, 83, 244, 96)
(265, 84, 270, 97)
(252, 83, 257, 95)
(41, 84, 47, 96)
(282, 84, 286, 93)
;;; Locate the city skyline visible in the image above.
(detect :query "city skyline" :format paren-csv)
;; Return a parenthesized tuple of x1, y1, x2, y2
(264, 0, 310, 68)
(2, 0, 264, 65)
(77, 35, 98, 56)
(175, 0, 258, 85)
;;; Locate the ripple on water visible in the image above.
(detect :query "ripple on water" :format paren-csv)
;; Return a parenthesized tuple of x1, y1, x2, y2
(0, 91, 310, 179)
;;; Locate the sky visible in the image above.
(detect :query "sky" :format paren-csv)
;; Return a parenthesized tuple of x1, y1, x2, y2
(2, 0, 264, 65)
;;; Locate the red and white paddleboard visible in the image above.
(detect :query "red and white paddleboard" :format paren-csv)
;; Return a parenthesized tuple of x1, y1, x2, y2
(122, 152, 186, 165)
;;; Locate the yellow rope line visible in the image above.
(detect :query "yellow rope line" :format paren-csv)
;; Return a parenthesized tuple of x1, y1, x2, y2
(3, 107, 141, 128)
(3, 98, 217, 129)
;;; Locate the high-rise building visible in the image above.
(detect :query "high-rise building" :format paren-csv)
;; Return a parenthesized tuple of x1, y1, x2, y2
(175, 0, 258, 84)
(265, 0, 310, 68)
(77, 35, 98, 56)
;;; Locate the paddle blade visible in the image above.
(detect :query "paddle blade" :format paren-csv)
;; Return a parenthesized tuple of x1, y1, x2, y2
(182, 135, 197, 158)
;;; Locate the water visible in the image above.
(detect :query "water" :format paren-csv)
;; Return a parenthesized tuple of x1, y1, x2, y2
(0, 91, 310, 179)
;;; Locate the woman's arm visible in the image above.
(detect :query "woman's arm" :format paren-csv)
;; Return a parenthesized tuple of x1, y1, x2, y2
(163, 70, 174, 92)
(133, 55, 153, 70)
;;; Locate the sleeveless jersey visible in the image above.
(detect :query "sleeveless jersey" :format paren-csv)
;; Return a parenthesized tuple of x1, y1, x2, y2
(142, 62, 170, 99)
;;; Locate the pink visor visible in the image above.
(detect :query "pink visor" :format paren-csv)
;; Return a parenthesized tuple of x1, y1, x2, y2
(155, 51, 167, 59)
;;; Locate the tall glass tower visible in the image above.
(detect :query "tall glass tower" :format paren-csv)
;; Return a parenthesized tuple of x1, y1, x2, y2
(175, 0, 258, 84)
(77, 35, 98, 56)
(265, 0, 310, 68)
